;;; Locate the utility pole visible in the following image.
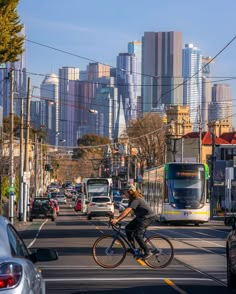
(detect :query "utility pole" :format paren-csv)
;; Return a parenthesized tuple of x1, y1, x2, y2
(210, 131, 216, 220)
(34, 133, 38, 196)
(9, 69, 15, 224)
(23, 77, 31, 222)
(198, 105, 202, 163)
(19, 98, 24, 221)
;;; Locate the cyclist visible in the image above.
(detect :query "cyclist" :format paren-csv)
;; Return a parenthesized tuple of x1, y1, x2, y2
(111, 184, 156, 260)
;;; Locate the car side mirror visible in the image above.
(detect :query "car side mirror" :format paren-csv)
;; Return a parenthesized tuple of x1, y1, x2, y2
(35, 248, 58, 262)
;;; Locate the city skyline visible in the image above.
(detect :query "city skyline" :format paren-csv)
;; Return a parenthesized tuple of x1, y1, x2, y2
(17, 1, 236, 127)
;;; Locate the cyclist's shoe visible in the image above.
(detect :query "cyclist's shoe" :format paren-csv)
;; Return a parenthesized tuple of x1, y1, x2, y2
(141, 251, 153, 260)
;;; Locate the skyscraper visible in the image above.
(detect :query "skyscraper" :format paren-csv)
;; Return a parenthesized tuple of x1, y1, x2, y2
(128, 41, 142, 106)
(40, 74, 59, 146)
(208, 83, 232, 129)
(142, 31, 183, 113)
(59, 67, 80, 146)
(116, 53, 137, 121)
(182, 44, 202, 130)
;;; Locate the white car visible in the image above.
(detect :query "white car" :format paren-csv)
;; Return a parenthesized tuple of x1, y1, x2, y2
(87, 196, 114, 220)
(118, 198, 129, 212)
(56, 194, 67, 204)
(0, 216, 58, 293)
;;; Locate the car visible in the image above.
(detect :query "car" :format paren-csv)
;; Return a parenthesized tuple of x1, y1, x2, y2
(86, 196, 114, 220)
(56, 194, 67, 204)
(226, 216, 236, 289)
(0, 216, 58, 293)
(29, 197, 57, 222)
(118, 198, 129, 212)
(74, 198, 82, 212)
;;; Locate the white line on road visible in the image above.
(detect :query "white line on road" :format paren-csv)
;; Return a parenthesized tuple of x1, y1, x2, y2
(28, 219, 48, 248)
(44, 277, 214, 282)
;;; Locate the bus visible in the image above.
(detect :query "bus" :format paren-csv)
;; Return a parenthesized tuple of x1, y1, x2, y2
(81, 178, 113, 214)
(142, 163, 210, 225)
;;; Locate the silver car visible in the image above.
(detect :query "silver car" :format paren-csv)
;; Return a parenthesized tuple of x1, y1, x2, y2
(0, 216, 58, 293)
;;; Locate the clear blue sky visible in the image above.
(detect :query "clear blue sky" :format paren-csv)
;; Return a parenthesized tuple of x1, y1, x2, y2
(18, 0, 236, 125)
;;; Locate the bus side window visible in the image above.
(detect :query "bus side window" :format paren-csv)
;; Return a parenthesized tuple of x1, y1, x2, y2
(206, 180, 210, 203)
(164, 180, 168, 203)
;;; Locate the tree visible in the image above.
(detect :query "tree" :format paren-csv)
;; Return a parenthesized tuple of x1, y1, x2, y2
(0, 0, 24, 63)
(74, 134, 110, 159)
(126, 113, 166, 169)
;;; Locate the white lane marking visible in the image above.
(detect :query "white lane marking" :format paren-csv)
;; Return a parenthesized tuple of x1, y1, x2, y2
(152, 228, 225, 248)
(194, 231, 215, 237)
(44, 277, 213, 282)
(28, 219, 48, 248)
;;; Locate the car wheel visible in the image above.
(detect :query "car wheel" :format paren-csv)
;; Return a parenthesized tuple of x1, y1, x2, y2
(87, 215, 92, 220)
(227, 256, 236, 288)
(29, 217, 33, 222)
(51, 217, 55, 221)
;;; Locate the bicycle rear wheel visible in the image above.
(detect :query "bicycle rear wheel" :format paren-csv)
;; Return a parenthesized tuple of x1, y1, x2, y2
(92, 235, 126, 268)
(144, 235, 174, 268)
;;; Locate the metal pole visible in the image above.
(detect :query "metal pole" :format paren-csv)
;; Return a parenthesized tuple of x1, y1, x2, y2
(19, 98, 24, 221)
(9, 69, 14, 224)
(181, 137, 184, 162)
(199, 105, 202, 163)
(23, 77, 31, 221)
(210, 132, 216, 220)
(34, 133, 38, 196)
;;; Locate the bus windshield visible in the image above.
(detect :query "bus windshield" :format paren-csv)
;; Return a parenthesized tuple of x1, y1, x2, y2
(168, 179, 205, 209)
(87, 180, 109, 197)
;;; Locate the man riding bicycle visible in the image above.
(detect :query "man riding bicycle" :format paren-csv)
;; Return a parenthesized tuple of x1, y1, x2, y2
(111, 184, 156, 260)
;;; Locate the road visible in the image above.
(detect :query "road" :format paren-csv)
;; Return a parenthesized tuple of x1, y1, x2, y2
(20, 202, 234, 294)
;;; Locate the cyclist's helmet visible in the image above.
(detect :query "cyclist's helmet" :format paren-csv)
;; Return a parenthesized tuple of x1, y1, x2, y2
(124, 184, 136, 192)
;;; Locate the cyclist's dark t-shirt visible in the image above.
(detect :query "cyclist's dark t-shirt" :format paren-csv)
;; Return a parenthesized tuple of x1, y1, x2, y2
(128, 197, 155, 219)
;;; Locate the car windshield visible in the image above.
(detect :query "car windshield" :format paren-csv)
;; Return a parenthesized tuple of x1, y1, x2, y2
(91, 197, 110, 203)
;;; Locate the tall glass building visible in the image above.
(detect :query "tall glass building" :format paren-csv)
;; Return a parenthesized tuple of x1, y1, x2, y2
(182, 44, 202, 130)
(142, 31, 183, 113)
(58, 67, 80, 147)
(116, 53, 137, 121)
(209, 83, 232, 129)
(40, 74, 59, 146)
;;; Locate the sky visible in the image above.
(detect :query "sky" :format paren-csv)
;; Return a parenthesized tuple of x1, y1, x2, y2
(18, 0, 236, 126)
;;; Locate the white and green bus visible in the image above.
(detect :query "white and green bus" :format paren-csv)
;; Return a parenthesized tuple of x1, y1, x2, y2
(143, 163, 210, 225)
(81, 178, 113, 214)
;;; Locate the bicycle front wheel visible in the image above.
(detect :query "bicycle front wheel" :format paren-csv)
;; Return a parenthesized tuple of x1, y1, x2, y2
(144, 235, 174, 268)
(92, 235, 126, 268)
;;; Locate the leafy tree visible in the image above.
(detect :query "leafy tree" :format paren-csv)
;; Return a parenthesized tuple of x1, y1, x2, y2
(75, 134, 110, 159)
(126, 113, 166, 169)
(0, 0, 24, 63)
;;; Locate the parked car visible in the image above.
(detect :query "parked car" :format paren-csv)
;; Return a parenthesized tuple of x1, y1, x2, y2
(86, 196, 114, 220)
(74, 198, 82, 212)
(0, 216, 58, 293)
(226, 216, 236, 288)
(29, 197, 57, 222)
(118, 198, 129, 212)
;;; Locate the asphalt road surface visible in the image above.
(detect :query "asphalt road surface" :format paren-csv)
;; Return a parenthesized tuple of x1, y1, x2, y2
(20, 202, 235, 294)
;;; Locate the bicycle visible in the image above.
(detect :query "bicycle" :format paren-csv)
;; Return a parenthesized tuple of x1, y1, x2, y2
(92, 221, 174, 269)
